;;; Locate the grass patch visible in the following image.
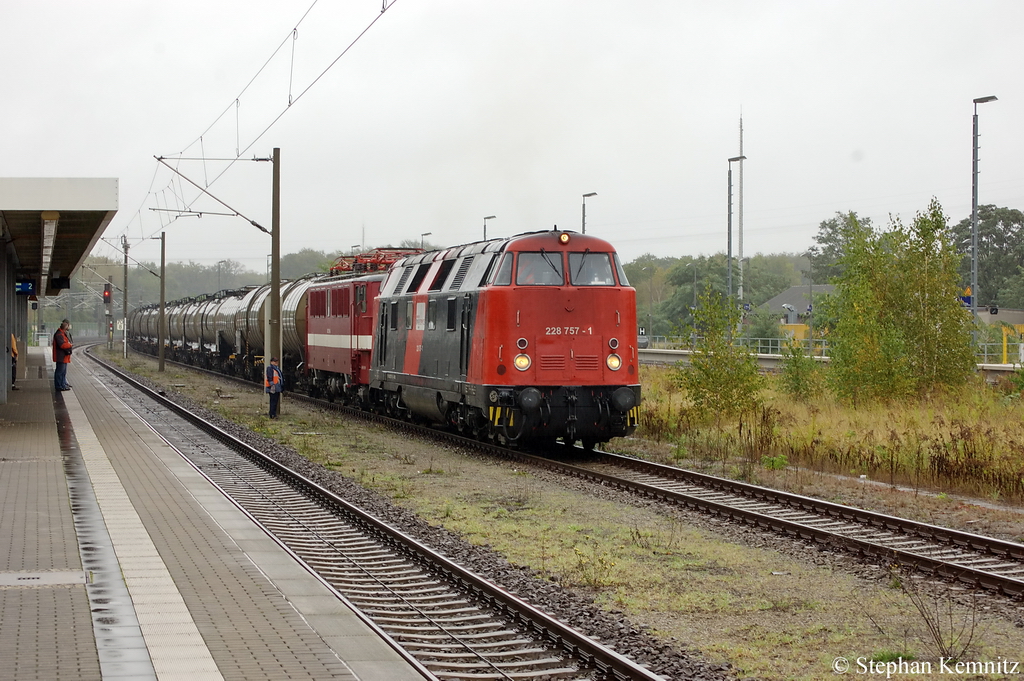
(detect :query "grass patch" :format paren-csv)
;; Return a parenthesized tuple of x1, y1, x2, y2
(625, 365, 1024, 503)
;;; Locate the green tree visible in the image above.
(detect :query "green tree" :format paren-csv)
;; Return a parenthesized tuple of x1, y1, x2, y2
(779, 344, 824, 401)
(806, 211, 872, 282)
(742, 254, 800, 307)
(281, 248, 334, 279)
(744, 306, 783, 340)
(950, 205, 1024, 307)
(623, 254, 680, 337)
(676, 284, 765, 418)
(662, 255, 725, 330)
(824, 200, 974, 402)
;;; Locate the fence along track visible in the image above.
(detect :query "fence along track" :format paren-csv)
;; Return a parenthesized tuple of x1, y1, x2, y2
(88, 350, 664, 681)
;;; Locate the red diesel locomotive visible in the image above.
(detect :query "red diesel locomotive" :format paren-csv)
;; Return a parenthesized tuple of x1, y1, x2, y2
(307, 229, 641, 447)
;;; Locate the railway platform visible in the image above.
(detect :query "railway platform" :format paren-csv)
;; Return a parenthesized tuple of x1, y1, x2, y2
(0, 346, 427, 681)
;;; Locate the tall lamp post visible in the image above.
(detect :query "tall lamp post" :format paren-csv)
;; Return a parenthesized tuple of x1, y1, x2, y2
(641, 266, 654, 337)
(685, 261, 697, 308)
(971, 95, 997, 325)
(483, 215, 496, 241)
(420, 232, 432, 249)
(582, 192, 597, 234)
(727, 156, 746, 298)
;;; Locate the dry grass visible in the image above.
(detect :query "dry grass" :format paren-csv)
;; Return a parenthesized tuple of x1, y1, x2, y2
(634, 365, 1024, 504)
(99, 349, 1024, 680)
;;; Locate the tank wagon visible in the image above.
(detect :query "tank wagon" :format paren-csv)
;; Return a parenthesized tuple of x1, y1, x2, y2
(129, 277, 319, 384)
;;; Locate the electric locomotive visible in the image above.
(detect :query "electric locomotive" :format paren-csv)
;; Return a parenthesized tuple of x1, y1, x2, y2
(304, 248, 425, 402)
(369, 229, 641, 447)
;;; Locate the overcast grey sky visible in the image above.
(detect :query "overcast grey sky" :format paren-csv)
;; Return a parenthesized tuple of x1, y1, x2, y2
(3, 1, 1021, 272)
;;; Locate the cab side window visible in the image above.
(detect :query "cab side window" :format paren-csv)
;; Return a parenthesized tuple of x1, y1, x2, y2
(492, 253, 513, 286)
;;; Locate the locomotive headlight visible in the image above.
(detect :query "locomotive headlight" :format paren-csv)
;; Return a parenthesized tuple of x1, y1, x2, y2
(558, 232, 571, 245)
(606, 354, 622, 371)
(513, 354, 532, 371)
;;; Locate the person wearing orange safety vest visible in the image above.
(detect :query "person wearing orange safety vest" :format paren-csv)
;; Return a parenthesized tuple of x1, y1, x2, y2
(264, 357, 283, 418)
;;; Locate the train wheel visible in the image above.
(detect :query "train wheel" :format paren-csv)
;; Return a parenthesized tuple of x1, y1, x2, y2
(581, 438, 598, 452)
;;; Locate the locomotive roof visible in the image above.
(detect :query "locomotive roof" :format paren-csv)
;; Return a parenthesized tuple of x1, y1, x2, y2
(391, 230, 617, 269)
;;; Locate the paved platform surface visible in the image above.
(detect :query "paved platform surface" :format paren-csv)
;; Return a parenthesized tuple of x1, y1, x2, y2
(0, 347, 427, 681)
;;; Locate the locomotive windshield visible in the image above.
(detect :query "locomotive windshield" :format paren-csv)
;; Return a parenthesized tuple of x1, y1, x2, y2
(568, 251, 616, 286)
(516, 252, 564, 286)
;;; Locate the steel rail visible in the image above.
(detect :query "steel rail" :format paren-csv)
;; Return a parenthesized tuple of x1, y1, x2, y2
(115, 348, 1024, 597)
(513, 451, 1024, 598)
(88, 349, 665, 681)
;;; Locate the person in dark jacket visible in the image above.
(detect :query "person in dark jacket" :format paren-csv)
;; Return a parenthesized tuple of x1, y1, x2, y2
(53, 320, 73, 391)
(264, 357, 283, 418)
(9, 332, 18, 391)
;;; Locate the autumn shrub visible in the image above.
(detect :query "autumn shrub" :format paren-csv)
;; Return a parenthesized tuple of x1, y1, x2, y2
(675, 284, 765, 421)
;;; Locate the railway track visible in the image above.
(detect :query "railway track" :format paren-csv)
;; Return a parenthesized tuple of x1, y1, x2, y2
(88, 350, 665, 681)
(112, 349, 1024, 598)
(517, 452, 1024, 598)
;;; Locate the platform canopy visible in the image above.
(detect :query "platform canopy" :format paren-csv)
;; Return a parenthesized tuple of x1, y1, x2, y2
(0, 178, 118, 297)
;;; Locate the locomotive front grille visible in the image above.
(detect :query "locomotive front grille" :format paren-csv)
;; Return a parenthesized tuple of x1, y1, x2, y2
(539, 355, 566, 370)
(574, 355, 600, 370)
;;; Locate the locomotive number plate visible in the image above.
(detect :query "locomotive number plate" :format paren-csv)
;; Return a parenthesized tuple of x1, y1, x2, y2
(545, 326, 592, 335)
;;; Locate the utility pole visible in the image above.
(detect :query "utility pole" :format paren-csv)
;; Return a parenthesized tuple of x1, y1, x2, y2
(269, 147, 281, 365)
(727, 155, 746, 298)
(106, 277, 113, 350)
(122, 235, 129, 358)
(737, 117, 746, 302)
(158, 232, 166, 372)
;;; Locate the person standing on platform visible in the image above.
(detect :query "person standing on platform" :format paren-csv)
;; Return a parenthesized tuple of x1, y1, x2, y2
(8, 332, 17, 391)
(265, 357, 283, 418)
(53, 319, 73, 391)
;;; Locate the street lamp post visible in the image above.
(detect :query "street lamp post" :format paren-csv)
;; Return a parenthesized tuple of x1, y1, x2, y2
(582, 192, 597, 234)
(727, 156, 746, 299)
(685, 261, 697, 308)
(972, 95, 997, 326)
(641, 266, 654, 337)
(420, 232, 432, 249)
(483, 215, 496, 241)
